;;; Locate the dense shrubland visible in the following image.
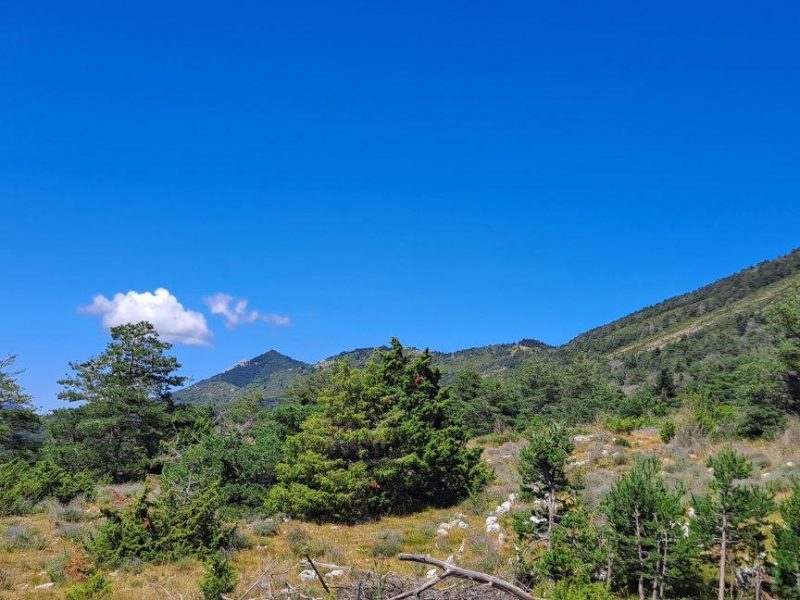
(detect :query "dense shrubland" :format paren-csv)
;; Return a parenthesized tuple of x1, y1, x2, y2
(0, 276, 799, 597)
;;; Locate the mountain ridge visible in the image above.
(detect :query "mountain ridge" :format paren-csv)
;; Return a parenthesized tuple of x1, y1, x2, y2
(175, 248, 800, 405)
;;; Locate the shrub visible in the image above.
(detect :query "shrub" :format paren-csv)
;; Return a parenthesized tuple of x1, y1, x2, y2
(1, 522, 47, 550)
(200, 553, 237, 600)
(285, 525, 329, 558)
(552, 580, 615, 600)
(65, 573, 109, 600)
(90, 484, 232, 567)
(55, 522, 92, 543)
(0, 459, 96, 516)
(605, 415, 648, 434)
(660, 421, 676, 444)
(251, 518, 280, 537)
(372, 529, 403, 557)
(46, 554, 69, 583)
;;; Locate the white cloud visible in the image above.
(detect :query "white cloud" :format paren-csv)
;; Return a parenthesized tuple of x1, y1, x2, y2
(205, 293, 291, 328)
(82, 288, 212, 346)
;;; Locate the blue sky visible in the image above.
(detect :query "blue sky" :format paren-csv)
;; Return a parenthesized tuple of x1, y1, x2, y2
(1, 1, 798, 410)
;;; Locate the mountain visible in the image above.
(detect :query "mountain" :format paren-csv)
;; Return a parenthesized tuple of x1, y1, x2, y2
(175, 350, 311, 404)
(175, 341, 552, 404)
(176, 248, 800, 404)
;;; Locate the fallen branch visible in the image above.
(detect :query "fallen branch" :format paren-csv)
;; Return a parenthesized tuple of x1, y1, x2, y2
(305, 554, 331, 595)
(391, 554, 537, 600)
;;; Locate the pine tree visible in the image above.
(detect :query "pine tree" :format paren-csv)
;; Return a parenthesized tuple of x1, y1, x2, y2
(0, 355, 40, 460)
(692, 448, 774, 600)
(265, 339, 490, 523)
(773, 479, 800, 599)
(519, 423, 574, 551)
(51, 322, 185, 481)
(603, 456, 684, 600)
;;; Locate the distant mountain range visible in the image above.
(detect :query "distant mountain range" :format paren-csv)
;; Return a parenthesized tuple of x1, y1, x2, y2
(175, 248, 800, 404)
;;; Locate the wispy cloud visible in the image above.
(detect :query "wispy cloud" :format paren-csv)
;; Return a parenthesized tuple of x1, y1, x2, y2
(81, 288, 212, 346)
(205, 293, 291, 328)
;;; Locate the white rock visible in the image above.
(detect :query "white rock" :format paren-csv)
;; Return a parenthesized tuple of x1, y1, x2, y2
(682, 522, 690, 538)
(436, 527, 450, 537)
(486, 522, 502, 533)
(529, 516, 546, 525)
(787, 461, 795, 467)
(497, 532, 506, 546)
(573, 435, 592, 443)
(485, 515, 498, 526)
(299, 569, 317, 582)
(35, 583, 56, 590)
(761, 472, 771, 478)
(325, 569, 345, 579)
(456, 520, 469, 529)
(439, 522, 452, 530)
(496, 501, 512, 514)
(569, 460, 586, 468)
(687, 507, 696, 518)
(445, 554, 454, 564)
(507, 493, 517, 503)
(426, 569, 438, 579)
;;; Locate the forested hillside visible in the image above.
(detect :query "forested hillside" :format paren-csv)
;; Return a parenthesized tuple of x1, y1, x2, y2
(2, 249, 800, 599)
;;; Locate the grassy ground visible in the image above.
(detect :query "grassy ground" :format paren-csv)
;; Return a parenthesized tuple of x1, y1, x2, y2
(2, 420, 799, 599)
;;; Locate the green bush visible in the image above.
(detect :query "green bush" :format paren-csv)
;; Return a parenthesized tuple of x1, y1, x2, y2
(200, 553, 237, 600)
(605, 416, 648, 434)
(660, 421, 676, 444)
(90, 484, 232, 567)
(0, 459, 96, 516)
(552, 580, 615, 600)
(65, 573, 110, 600)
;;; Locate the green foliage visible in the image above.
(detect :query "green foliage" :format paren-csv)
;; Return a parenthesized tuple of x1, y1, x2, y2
(90, 484, 232, 567)
(50, 322, 186, 482)
(604, 415, 649, 434)
(659, 421, 675, 444)
(0, 458, 95, 516)
(0, 355, 40, 461)
(772, 479, 800, 598)
(604, 456, 688, 598)
(200, 552, 237, 600)
(65, 573, 110, 600)
(516, 355, 623, 425)
(552, 580, 615, 600)
(265, 339, 490, 523)
(527, 507, 609, 586)
(450, 369, 520, 436)
(692, 448, 774, 597)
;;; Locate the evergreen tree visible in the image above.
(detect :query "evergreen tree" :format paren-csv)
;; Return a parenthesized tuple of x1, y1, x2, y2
(692, 448, 774, 600)
(51, 322, 185, 481)
(519, 423, 574, 551)
(603, 456, 684, 600)
(265, 339, 490, 523)
(773, 479, 800, 599)
(0, 355, 40, 460)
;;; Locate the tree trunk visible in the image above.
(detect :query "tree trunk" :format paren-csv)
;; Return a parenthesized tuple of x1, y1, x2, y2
(718, 514, 728, 600)
(547, 486, 555, 552)
(635, 507, 646, 600)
